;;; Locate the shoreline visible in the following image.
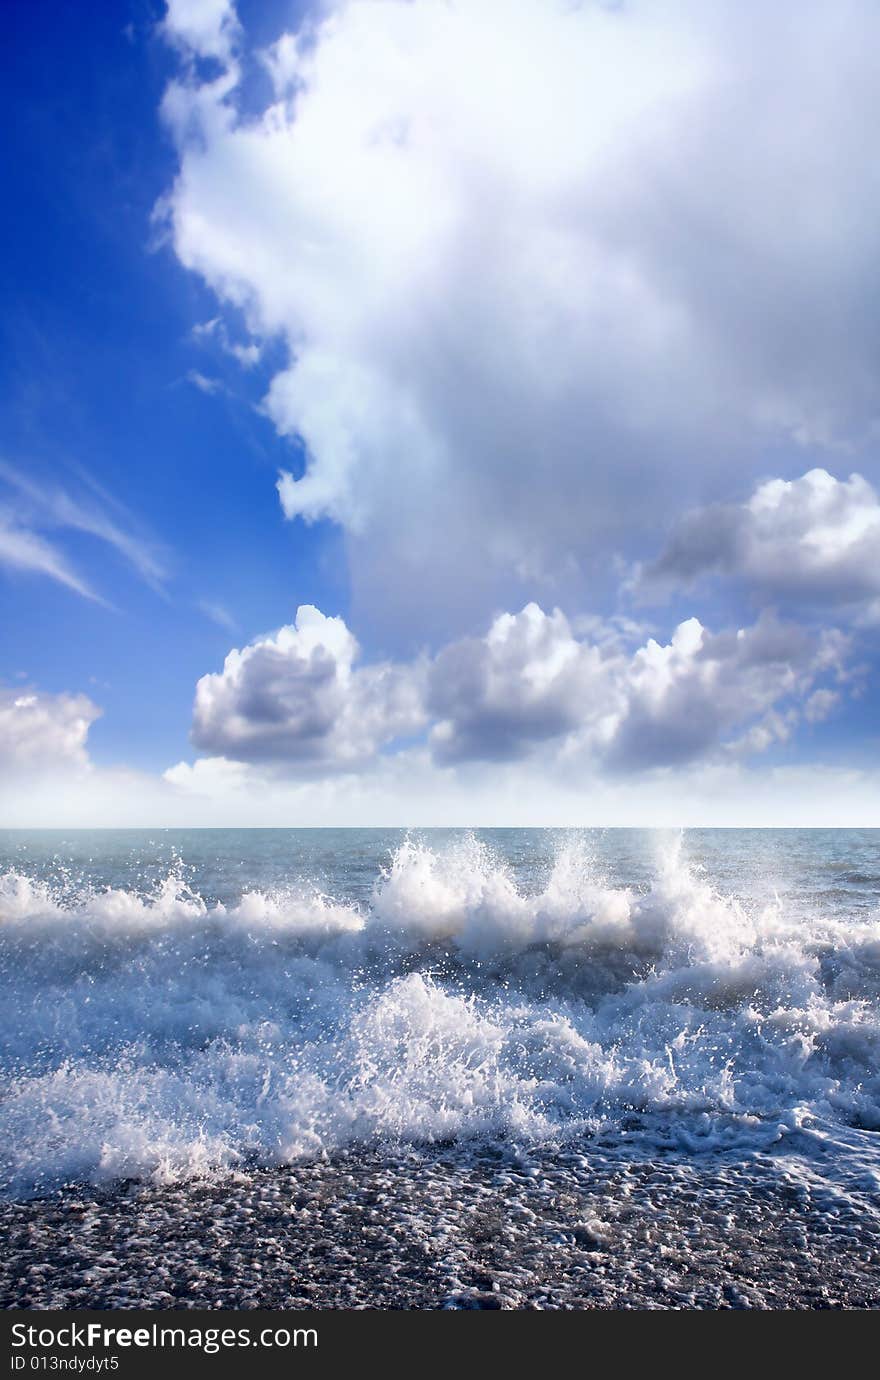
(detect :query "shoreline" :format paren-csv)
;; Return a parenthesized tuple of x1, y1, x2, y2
(3, 1145, 879, 1310)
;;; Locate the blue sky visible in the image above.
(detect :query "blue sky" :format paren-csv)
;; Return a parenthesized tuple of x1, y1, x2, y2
(2, 0, 880, 826)
(1, 0, 349, 771)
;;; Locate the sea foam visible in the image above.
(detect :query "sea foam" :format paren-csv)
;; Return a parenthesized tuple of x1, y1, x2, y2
(1, 833, 879, 1198)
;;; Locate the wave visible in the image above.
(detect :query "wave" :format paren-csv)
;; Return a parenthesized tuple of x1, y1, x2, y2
(1, 833, 880, 1197)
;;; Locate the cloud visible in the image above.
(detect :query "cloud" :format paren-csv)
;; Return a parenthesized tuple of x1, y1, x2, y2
(0, 461, 166, 599)
(182, 600, 846, 781)
(428, 603, 846, 771)
(0, 688, 101, 776)
(639, 469, 880, 616)
(804, 687, 840, 724)
(190, 604, 426, 768)
(0, 513, 102, 602)
(0, 642, 853, 830)
(601, 613, 845, 771)
(159, 0, 880, 631)
(192, 316, 260, 368)
(186, 369, 224, 395)
(10, 746, 880, 829)
(428, 604, 607, 763)
(162, 753, 251, 796)
(161, 0, 239, 63)
(197, 598, 237, 631)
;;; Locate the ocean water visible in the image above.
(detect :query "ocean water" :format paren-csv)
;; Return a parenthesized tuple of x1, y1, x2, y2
(2, 827, 880, 1308)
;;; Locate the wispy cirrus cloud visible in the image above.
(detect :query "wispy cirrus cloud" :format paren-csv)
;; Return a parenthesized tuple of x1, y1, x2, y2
(197, 598, 238, 631)
(185, 369, 225, 397)
(0, 460, 167, 602)
(0, 513, 103, 603)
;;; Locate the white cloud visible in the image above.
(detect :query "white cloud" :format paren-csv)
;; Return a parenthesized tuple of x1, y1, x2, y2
(161, 0, 239, 62)
(429, 603, 846, 771)
(640, 469, 880, 615)
(428, 604, 608, 763)
(601, 614, 845, 771)
(192, 315, 260, 368)
(190, 604, 426, 768)
(0, 514, 102, 602)
(0, 688, 101, 776)
(0, 461, 166, 598)
(186, 368, 224, 395)
(162, 754, 251, 796)
(159, 0, 880, 631)
(9, 748, 880, 829)
(0, 659, 860, 830)
(804, 687, 840, 724)
(197, 598, 237, 631)
(181, 600, 846, 780)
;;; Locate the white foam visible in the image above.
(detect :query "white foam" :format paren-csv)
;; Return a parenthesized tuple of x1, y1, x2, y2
(2, 834, 879, 1198)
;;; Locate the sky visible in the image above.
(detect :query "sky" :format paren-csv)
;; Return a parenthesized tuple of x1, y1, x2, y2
(2, 0, 880, 826)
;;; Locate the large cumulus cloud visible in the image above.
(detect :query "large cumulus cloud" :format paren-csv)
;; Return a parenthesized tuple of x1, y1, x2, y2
(602, 613, 844, 770)
(639, 469, 880, 619)
(428, 605, 609, 764)
(182, 602, 846, 779)
(190, 604, 426, 767)
(429, 603, 845, 770)
(160, 0, 880, 633)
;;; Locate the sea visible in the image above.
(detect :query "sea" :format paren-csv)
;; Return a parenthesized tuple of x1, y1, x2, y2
(1, 827, 879, 1309)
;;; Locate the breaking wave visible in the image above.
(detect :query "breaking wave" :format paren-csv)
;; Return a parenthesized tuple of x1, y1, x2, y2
(2, 832, 880, 1197)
